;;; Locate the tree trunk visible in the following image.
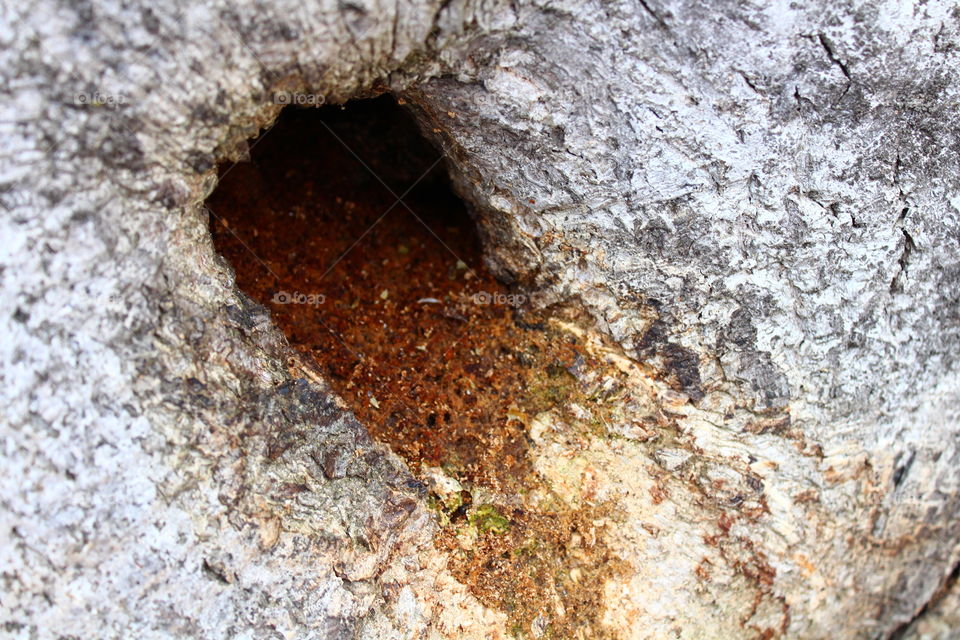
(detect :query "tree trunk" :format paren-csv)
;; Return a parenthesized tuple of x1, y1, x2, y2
(1, 0, 958, 638)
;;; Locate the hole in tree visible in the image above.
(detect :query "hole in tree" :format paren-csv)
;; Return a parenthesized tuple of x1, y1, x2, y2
(206, 95, 555, 489)
(207, 95, 624, 636)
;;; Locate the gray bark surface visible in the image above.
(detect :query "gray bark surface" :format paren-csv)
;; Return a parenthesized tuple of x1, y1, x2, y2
(1, 0, 958, 638)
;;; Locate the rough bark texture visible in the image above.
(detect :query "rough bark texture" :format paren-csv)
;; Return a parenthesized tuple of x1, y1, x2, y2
(1, 0, 958, 638)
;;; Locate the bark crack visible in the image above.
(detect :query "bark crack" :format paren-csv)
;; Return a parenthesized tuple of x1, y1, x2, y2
(891, 207, 916, 293)
(816, 34, 851, 80)
(638, 0, 669, 31)
(737, 70, 761, 94)
(890, 560, 960, 639)
(800, 33, 853, 103)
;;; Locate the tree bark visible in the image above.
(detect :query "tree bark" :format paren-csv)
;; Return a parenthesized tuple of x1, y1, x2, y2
(1, 0, 958, 638)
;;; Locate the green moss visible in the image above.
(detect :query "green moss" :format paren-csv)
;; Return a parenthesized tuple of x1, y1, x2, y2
(513, 537, 540, 557)
(427, 489, 470, 528)
(426, 496, 451, 526)
(444, 491, 465, 512)
(469, 504, 511, 534)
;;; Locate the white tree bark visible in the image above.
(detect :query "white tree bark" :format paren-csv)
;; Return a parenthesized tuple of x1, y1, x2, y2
(1, 0, 958, 638)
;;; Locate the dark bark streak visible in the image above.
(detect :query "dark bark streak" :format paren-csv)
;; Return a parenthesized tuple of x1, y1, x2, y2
(891, 207, 916, 293)
(737, 70, 760, 94)
(817, 34, 851, 80)
(638, 0, 669, 30)
(889, 560, 960, 639)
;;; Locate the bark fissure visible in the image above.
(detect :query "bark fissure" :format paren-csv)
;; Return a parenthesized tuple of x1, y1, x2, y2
(816, 33, 852, 81)
(637, 0, 669, 31)
(891, 207, 916, 294)
(890, 560, 960, 639)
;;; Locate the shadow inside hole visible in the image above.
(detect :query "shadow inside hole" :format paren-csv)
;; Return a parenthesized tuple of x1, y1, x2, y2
(207, 95, 574, 491)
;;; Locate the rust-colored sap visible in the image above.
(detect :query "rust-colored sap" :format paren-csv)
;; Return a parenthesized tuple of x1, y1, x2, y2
(209, 97, 624, 638)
